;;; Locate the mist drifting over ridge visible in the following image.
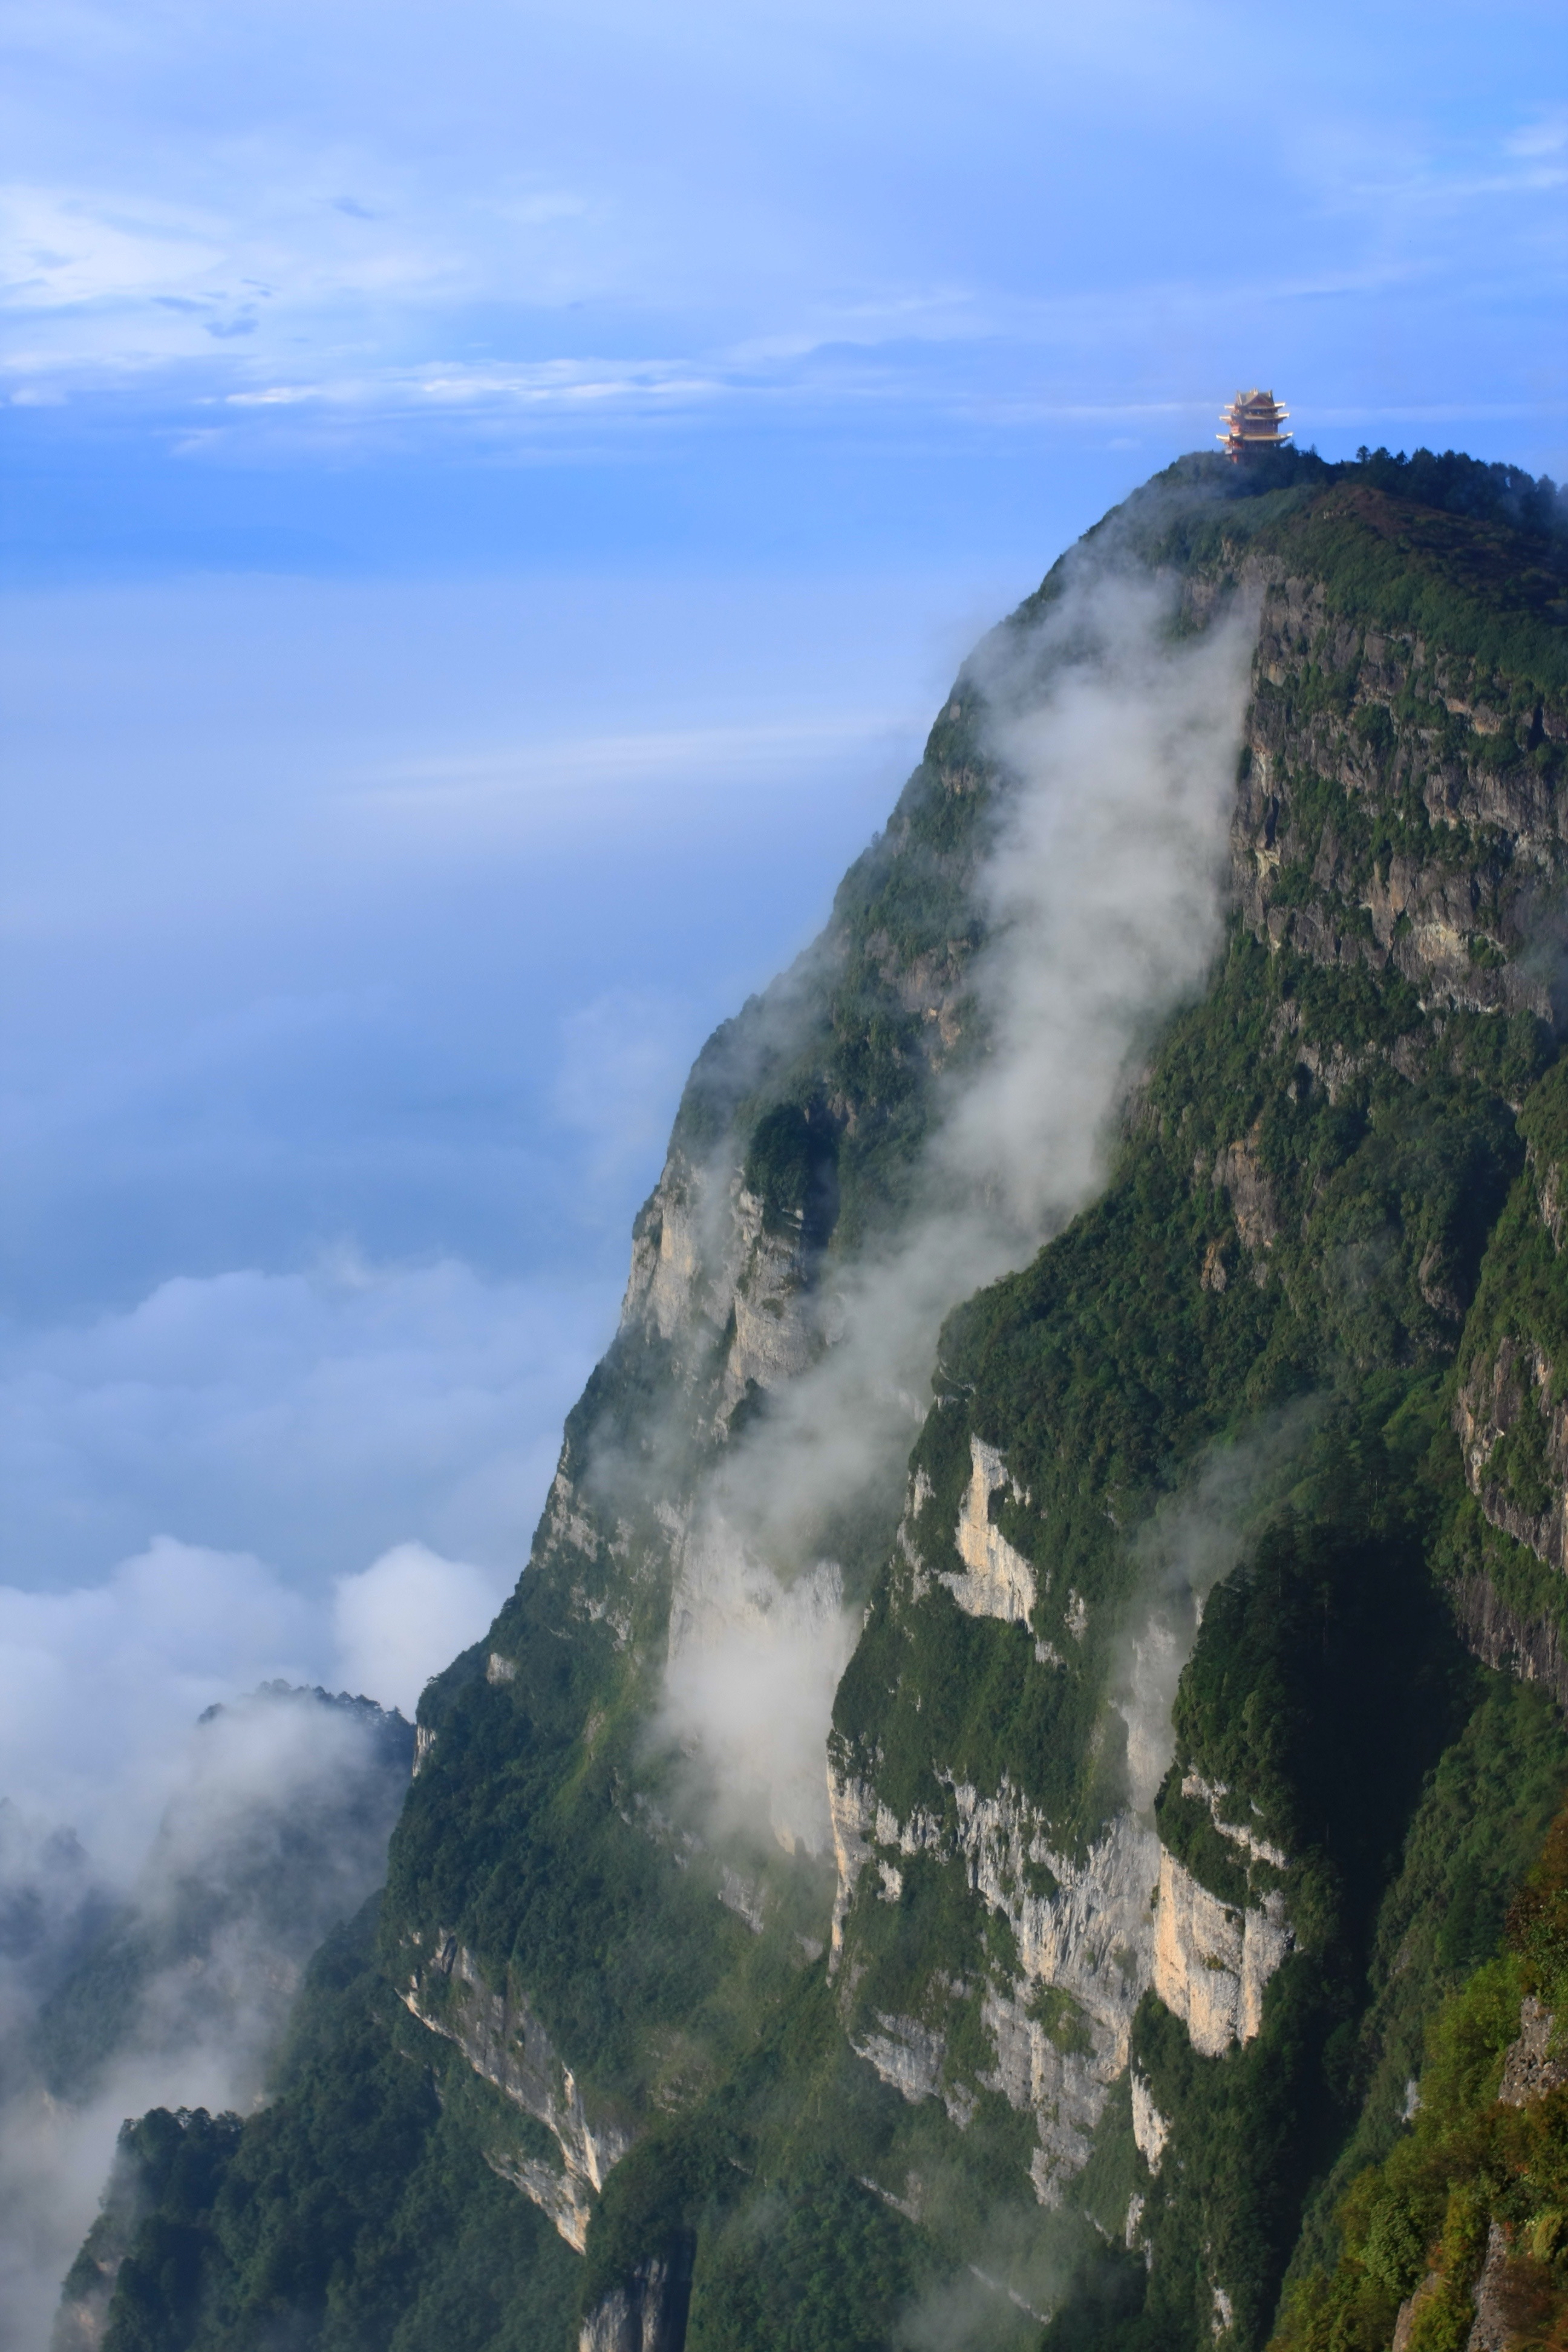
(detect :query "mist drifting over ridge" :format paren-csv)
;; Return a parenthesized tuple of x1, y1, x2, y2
(659, 557, 1260, 1854)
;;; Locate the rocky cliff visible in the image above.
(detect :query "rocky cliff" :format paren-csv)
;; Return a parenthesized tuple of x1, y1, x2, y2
(58, 445, 1568, 2352)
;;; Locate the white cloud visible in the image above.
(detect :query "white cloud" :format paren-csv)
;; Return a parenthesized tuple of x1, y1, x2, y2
(0, 1538, 318, 1868)
(0, 1527, 505, 1876)
(333, 1540, 506, 1716)
(0, 1248, 599, 1887)
(0, 1256, 608, 1589)
(0, 1683, 416, 2350)
(665, 1532, 857, 1854)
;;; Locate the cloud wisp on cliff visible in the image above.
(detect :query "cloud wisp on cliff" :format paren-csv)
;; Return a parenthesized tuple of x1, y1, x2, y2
(661, 558, 1259, 1852)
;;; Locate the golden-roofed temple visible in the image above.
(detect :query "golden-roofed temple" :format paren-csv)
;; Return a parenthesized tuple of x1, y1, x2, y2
(1218, 388, 1292, 463)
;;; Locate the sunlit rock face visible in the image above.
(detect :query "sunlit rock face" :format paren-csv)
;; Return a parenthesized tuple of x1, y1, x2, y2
(402, 1936, 635, 2251)
(1150, 1850, 1292, 2059)
(829, 1749, 1166, 2202)
(1131, 2069, 1171, 2173)
(938, 1439, 1038, 1627)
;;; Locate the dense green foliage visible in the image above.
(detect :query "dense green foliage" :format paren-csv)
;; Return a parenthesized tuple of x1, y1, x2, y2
(686, 2159, 934, 2352)
(740, 1101, 840, 1240)
(1288, 1680, 1568, 2277)
(79, 1906, 581, 2352)
(833, 921, 1529, 1857)
(1456, 1061, 1568, 1512)
(583, 1963, 1050, 2352)
(1273, 1797, 1568, 2352)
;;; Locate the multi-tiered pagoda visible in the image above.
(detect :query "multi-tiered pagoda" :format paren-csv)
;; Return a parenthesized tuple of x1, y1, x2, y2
(1218, 388, 1292, 463)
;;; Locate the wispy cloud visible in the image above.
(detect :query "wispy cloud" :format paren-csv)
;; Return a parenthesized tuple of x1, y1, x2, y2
(0, 184, 228, 309)
(659, 550, 1259, 1852)
(0, 1523, 502, 1869)
(344, 712, 919, 848)
(218, 355, 727, 417)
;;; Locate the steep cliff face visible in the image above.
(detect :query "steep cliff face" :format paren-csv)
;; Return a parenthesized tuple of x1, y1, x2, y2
(1232, 508, 1568, 1025)
(1271, 1783, 1568, 2352)
(63, 447, 1568, 2352)
(402, 1937, 635, 2251)
(818, 464, 1567, 2341)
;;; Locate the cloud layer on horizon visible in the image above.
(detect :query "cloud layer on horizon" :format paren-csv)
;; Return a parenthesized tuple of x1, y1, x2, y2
(0, 564, 986, 1959)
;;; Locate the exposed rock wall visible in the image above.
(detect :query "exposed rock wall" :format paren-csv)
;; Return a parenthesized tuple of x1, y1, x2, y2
(1151, 1850, 1292, 2059)
(939, 1439, 1039, 1627)
(851, 2010, 949, 2107)
(831, 1758, 1165, 2200)
(1498, 1996, 1568, 2107)
(400, 1938, 635, 2249)
(832, 1771, 1294, 2194)
(1230, 547, 1568, 1023)
(1131, 2069, 1171, 2174)
(1457, 1337, 1568, 1570)
(578, 2252, 691, 2352)
(619, 1151, 822, 1428)
(1467, 2220, 1519, 2352)
(1452, 1575, 1568, 1714)
(620, 1150, 742, 1369)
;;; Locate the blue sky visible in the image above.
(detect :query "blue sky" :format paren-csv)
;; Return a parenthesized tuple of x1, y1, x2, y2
(4, 0, 1565, 578)
(0, 0, 1564, 1850)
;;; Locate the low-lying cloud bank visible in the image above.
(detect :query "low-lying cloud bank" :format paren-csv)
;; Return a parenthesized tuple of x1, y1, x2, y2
(0, 1534, 502, 2347)
(0, 1684, 417, 2350)
(0, 1243, 575, 2184)
(0, 1532, 507, 1872)
(0, 1498, 506, 2343)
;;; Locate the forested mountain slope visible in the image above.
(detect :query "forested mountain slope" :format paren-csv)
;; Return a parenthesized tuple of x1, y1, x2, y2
(59, 446, 1568, 2352)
